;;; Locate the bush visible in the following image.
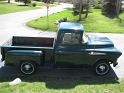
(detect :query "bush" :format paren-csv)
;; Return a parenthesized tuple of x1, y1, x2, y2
(102, 0, 117, 18)
(20, 0, 31, 5)
(92, 0, 103, 9)
(94, 4, 102, 9)
(32, 3, 37, 7)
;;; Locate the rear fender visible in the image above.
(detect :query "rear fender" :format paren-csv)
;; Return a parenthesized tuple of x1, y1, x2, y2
(5, 50, 44, 66)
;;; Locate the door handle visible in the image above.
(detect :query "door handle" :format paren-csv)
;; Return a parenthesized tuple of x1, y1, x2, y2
(88, 52, 106, 55)
(56, 51, 64, 54)
(57, 51, 63, 53)
(88, 52, 94, 55)
(56, 51, 68, 55)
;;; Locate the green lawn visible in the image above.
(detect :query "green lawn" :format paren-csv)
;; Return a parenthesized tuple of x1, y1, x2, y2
(27, 9, 124, 33)
(0, 2, 39, 14)
(0, 76, 124, 93)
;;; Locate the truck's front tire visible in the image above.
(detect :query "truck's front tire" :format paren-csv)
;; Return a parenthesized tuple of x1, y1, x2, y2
(20, 61, 36, 75)
(94, 60, 110, 76)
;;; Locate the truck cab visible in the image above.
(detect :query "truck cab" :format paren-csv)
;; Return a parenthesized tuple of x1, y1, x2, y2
(55, 22, 88, 67)
(1, 22, 122, 76)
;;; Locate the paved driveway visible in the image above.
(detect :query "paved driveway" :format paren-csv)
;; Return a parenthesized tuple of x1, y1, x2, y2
(0, 3, 72, 44)
(0, 4, 123, 78)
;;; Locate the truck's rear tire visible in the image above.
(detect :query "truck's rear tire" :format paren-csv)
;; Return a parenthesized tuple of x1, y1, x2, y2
(94, 60, 110, 76)
(20, 61, 36, 75)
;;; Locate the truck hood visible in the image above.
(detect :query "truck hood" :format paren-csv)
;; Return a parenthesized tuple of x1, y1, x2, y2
(87, 35, 114, 48)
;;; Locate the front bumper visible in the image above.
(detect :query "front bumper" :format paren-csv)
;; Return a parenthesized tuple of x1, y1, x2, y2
(113, 62, 118, 67)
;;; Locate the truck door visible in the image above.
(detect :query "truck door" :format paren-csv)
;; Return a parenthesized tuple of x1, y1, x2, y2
(55, 32, 88, 67)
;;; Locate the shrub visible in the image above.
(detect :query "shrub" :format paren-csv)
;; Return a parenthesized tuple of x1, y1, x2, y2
(94, 4, 102, 9)
(32, 3, 37, 7)
(92, 0, 102, 9)
(20, 0, 31, 5)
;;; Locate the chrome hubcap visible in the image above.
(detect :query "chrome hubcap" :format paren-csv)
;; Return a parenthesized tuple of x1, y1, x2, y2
(24, 65, 31, 71)
(96, 63, 109, 75)
(99, 65, 106, 71)
(21, 62, 34, 75)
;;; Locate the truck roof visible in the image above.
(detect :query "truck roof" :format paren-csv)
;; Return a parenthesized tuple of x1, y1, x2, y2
(59, 22, 84, 32)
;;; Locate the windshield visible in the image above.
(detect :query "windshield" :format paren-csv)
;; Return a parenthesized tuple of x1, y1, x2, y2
(62, 32, 80, 45)
(59, 32, 88, 45)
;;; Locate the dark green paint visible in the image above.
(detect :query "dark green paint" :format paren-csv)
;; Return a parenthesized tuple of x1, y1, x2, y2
(1, 22, 122, 68)
(5, 50, 43, 65)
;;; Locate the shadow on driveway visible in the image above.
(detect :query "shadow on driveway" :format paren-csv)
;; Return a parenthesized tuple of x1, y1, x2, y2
(0, 66, 119, 89)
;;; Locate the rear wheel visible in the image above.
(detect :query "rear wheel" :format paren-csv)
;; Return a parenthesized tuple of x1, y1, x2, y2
(20, 61, 36, 75)
(94, 60, 110, 76)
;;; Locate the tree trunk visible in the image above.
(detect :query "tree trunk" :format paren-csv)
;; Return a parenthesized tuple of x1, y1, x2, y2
(116, 0, 122, 22)
(79, 5, 83, 21)
(85, 8, 88, 18)
(85, 0, 89, 18)
(8, 0, 10, 3)
(85, 6, 89, 18)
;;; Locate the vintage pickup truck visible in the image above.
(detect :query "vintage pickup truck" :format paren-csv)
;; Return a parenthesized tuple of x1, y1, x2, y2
(0, 22, 122, 76)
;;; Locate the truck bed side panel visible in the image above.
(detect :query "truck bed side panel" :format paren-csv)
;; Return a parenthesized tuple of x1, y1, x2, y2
(1, 46, 54, 66)
(12, 36, 54, 47)
(5, 50, 43, 66)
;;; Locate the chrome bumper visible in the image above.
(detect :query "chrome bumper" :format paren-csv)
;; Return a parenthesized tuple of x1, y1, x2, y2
(113, 62, 118, 67)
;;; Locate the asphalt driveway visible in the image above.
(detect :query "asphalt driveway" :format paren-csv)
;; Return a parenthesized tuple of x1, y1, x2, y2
(0, 3, 72, 44)
(0, 4, 123, 78)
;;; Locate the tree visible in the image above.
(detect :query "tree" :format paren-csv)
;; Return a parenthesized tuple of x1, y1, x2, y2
(116, 0, 122, 18)
(72, 0, 90, 21)
(8, 0, 10, 3)
(102, 0, 122, 18)
(42, 0, 54, 3)
(92, 0, 103, 9)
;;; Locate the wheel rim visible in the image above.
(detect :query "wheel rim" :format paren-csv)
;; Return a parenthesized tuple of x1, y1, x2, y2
(96, 63, 109, 75)
(21, 62, 34, 75)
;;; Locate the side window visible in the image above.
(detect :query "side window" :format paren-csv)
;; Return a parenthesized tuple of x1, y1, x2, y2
(62, 32, 80, 45)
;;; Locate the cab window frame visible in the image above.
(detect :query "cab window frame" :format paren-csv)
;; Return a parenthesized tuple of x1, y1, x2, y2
(60, 31, 82, 46)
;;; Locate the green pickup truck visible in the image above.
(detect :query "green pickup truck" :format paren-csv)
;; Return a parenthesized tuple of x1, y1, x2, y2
(0, 22, 122, 76)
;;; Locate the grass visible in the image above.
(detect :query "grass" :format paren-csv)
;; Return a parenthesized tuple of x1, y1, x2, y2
(0, 67, 123, 93)
(27, 9, 124, 33)
(27, 10, 74, 31)
(0, 2, 39, 14)
(0, 76, 124, 93)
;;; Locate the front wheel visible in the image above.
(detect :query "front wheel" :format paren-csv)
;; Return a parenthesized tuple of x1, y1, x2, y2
(94, 61, 110, 76)
(20, 61, 36, 75)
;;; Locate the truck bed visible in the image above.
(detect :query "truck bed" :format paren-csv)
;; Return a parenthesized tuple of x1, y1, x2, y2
(3, 36, 55, 48)
(1, 36, 55, 63)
